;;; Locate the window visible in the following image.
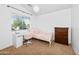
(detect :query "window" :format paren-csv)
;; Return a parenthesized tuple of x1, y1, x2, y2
(11, 14, 30, 31)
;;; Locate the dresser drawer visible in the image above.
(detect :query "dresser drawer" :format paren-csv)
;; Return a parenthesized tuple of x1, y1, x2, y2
(55, 27, 68, 45)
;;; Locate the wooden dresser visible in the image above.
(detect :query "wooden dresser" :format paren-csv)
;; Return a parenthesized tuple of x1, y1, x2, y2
(55, 27, 68, 45)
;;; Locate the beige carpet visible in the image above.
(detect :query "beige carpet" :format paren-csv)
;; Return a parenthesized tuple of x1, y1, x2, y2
(0, 39, 75, 55)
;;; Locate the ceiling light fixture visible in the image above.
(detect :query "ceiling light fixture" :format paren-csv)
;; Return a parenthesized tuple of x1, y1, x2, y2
(33, 5, 39, 13)
(27, 4, 40, 13)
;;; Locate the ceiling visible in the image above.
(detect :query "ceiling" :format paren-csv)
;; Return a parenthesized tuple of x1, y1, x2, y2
(21, 4, 72, 15)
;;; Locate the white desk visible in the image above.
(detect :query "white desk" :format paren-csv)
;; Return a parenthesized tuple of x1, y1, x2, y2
(12, 30, 29, 48)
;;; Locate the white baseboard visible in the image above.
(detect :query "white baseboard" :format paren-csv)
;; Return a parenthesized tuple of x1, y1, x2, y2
(0, 43, 12, 50)
(74, 50, 79, 55)
(72, 47, 79, 55)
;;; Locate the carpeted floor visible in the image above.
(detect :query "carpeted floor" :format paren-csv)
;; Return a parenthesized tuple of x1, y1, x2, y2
(0, 39, 75, 55)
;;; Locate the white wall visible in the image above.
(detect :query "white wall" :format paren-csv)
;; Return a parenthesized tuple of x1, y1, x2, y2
(36, 8, 71, 44)
(71, 5, 79, 54)
(0, 5, 12, 50)
(31, 15, 38, 28)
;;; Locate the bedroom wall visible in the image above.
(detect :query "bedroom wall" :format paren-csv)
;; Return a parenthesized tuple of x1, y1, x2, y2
(31, 15, 38, 28)
(36, 8, 71, 44)
(0, 5, 12, 50)
(71, 5, 79, 54)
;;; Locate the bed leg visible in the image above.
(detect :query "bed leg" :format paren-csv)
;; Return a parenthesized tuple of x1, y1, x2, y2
(49, 41, 51, 47)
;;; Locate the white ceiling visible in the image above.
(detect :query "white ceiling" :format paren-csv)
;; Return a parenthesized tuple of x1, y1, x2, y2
(21, 4, 72, 15)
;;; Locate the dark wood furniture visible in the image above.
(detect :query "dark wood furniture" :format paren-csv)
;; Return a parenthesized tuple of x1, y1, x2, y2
(55, 27, 68, 45)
